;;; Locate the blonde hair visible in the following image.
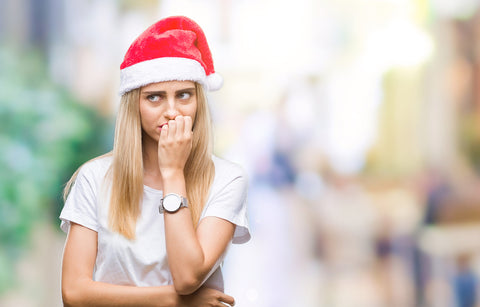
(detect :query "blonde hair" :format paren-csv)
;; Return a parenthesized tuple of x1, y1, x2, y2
(64, 83, 215, 239)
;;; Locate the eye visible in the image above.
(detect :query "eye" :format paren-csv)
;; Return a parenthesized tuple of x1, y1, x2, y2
(177, 91, 192, 100)
(147, 94, 161, 102)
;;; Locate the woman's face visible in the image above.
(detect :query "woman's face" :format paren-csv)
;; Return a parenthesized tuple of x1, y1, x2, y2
(139, 80, 198, 143)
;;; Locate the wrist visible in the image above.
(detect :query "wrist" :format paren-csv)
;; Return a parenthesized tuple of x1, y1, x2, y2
(160, 170, 187, 197)
(165, 285, 182, 307)
(160, 168, 184, 181)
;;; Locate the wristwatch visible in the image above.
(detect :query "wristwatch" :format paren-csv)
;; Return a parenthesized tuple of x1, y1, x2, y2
(159, 193, 188, 214)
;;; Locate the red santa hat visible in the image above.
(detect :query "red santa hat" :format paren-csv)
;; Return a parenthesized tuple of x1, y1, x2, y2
(119, 16, 222, 95)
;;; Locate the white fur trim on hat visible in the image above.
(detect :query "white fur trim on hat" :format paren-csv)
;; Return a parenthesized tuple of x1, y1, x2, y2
(119, 57, 212, 95)
(206, 73, 223, 91)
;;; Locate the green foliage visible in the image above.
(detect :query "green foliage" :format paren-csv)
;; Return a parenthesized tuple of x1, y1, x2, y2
(0, 47, 113, 293)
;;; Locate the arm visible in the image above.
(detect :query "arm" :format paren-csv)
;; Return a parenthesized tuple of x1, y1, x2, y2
(62, 223, 235, 307)
(163, 177, 235, 295)
(158, 116, 236, 295)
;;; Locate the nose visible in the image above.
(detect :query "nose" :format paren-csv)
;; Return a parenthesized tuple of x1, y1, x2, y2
(164, 99, 179, 120)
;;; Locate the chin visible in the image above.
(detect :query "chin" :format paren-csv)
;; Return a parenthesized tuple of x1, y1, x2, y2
(142, 132, 159, 144)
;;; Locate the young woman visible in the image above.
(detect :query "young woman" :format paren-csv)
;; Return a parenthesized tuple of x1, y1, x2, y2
(60, 16, 250, 307)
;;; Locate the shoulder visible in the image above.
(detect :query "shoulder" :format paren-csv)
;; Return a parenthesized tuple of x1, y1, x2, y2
(209, 155, 248, 198)
(60, 155, 112, 234)
(204, 156, 251, 244)
(76, 154, 113, 183)
(212, 155, 247, 183)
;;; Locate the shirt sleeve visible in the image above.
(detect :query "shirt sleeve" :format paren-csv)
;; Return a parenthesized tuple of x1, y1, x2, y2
(59, 164, 99, 233)
(201, 169, 251, 244)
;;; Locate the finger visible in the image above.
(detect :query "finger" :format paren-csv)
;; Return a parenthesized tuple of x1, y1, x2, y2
(167, 119, 177, 138)
(219, 293, 235, 306)
(159, 124, 169, 141)
(184, 116, 193, 135)
(175, 115, 185, 138)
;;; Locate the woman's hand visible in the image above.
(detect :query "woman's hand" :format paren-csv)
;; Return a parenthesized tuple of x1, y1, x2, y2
(158, 115, 193, 179)
(178, 287, 235, 307)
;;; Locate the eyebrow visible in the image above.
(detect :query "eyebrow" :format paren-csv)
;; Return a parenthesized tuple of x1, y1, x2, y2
(142, 87, 196, 95)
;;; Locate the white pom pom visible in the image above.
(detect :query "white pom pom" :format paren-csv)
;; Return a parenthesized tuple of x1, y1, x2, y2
(207, 73, 223, 91)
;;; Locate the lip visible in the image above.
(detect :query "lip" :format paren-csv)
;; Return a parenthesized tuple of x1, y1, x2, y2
(158, 123, 168, 130)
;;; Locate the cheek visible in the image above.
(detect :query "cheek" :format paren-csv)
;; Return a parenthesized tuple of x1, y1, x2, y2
(189, 100, 199, 124)
(192, 106, 198, 120)
(139, 103, 156, 127)
(190, 100, 198, 119)
(139, 100, 147, 117)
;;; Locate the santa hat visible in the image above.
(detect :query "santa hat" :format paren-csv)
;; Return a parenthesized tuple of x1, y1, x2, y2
(119, 16, 222, 95)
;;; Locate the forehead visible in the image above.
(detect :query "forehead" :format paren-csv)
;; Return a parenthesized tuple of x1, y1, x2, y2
(141, 80, 196, 92)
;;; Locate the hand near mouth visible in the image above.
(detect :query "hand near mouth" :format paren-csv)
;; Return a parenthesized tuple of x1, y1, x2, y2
(157, 115, 193, 180)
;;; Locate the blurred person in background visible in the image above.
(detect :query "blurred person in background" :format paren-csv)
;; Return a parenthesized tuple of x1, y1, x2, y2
(59, 16, 250, 307)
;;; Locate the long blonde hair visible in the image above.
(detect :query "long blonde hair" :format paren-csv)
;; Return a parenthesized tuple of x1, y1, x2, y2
(64, 83, 215, 239)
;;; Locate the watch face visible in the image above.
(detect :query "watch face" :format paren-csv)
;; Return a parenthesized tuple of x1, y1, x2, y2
(163, 194, 181, 212)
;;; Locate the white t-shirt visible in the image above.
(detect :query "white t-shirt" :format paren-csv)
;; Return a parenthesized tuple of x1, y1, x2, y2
(60, 155, 250, 291)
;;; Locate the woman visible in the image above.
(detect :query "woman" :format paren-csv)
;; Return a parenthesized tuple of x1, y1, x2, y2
(60, 16, 250, 307)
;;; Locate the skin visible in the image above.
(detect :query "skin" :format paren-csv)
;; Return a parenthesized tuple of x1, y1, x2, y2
(61, 81, 236, 307)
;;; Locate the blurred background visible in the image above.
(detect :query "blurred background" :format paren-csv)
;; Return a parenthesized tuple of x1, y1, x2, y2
(1, 0, 480, 306)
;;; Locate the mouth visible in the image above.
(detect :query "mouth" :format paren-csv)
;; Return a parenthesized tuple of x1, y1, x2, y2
(158, 123, 168, 130)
